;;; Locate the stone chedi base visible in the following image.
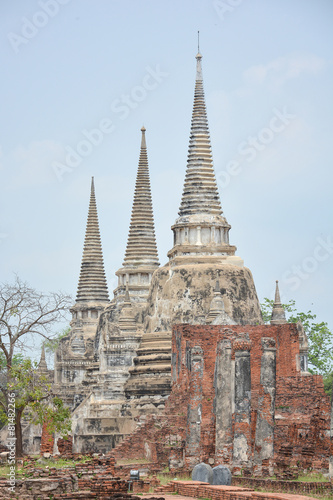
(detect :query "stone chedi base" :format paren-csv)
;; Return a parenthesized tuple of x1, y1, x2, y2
(122, 331, 172, 417)
(145, 262, 262, 332)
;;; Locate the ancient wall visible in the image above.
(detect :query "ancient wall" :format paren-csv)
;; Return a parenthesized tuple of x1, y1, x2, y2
(274, 375, 331, 474)
(113, 323, 331, 474)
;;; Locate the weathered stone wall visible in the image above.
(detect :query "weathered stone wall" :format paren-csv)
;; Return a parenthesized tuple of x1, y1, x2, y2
(144, 263, 263, 331)
(214, 339, 233, 465)
(233, 335, 252, 474)
(254, 338, 276, 476)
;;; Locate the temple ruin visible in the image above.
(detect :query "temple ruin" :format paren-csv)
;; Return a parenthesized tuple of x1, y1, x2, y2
(22, 49, 332, 476)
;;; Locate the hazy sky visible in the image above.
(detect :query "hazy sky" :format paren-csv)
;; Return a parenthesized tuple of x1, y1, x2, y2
(1, 0, 332, 353)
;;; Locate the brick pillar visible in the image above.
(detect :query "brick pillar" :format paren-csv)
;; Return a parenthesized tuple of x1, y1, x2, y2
(233, 334, 252, 475)
(40, 422, 54, 455)
(214, 339, 233, 464)
(254, 337, 277, 476)
(185, 345, 204, 468)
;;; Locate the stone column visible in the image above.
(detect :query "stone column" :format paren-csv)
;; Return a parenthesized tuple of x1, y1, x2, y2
(196, 226, 202, 245)
(185, 346, 204, 468)
(233, 335, 252, 474)
(211, 226, 216, 244)
(254, 338, 277, 476)
(214, 339, 233, 464)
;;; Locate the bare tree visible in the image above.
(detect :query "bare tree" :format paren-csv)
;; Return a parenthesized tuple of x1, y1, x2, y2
(0, 275, 72, 456)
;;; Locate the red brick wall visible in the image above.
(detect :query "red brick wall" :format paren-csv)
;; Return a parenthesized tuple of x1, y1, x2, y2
(274, 375, 331, 472)
(113, 324, 331, 473)
(57, 435, 73, 455)
(40, 422, 54, 454)
(170, 324, 330, 469)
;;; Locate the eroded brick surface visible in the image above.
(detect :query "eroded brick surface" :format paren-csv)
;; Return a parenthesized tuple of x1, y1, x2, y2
(113, 324, 331, 475)
(40, 423, 54, 455)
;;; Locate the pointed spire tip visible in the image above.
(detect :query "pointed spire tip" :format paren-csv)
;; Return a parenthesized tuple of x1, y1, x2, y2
(76, 178, 109, 303)
(274, 280, 281, 304)
(270, 280, 286, 325)
(197, 30, 201, 58)
(123, 126, 159, 268)
(141, 126, 147, 149)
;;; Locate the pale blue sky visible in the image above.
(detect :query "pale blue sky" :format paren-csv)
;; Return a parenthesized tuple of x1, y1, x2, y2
(1, 0, 332, 354)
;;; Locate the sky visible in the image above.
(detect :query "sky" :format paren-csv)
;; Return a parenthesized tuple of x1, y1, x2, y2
(1, 0, 333, 358)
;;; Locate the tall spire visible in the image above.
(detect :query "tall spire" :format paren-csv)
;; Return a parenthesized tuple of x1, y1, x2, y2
(270, 281, 287, 325)
(76, 177, 109, 302)
(123, 127, 159, 268)
(178, 51, 222, 218)
(168, 50, 242, 267)
(115, 127, 159, 303)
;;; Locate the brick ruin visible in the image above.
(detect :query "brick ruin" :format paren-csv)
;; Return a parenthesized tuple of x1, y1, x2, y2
(6, 47, 331, 479)
(112, 323, 332, 475)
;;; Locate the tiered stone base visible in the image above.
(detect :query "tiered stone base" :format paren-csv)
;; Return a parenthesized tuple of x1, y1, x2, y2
(123, 331, 172, 417)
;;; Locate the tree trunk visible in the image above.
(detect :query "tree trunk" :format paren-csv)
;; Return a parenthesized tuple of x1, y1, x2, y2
(15, 409, 24, 457)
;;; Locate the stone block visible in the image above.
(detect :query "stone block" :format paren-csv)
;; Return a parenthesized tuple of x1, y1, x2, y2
(192, 462, 213, 483)
(213, 465, 231, 485)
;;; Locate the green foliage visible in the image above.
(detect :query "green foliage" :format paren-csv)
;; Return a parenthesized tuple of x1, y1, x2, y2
(261, 299, 333, 391)
(323, 372, 332, 398)
(1, 357, 71, 437)
(43, 327, 70, 355)
(296, 472, 329, 483)
(30, 396, 71, 437)
(0, 277, 72, 453)
(0, 352, 24, 370)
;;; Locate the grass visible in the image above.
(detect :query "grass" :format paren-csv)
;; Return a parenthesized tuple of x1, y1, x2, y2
(156, 474, 173, 485)
(26, 455, 92, 469)
(236, 471, 330, 483)
(154, 473, 192, 484)
(0, 455, 93, 479)
(116, 458, 152, 465)
(0, 464, 25, 478)
(296, 472, 329, 483)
